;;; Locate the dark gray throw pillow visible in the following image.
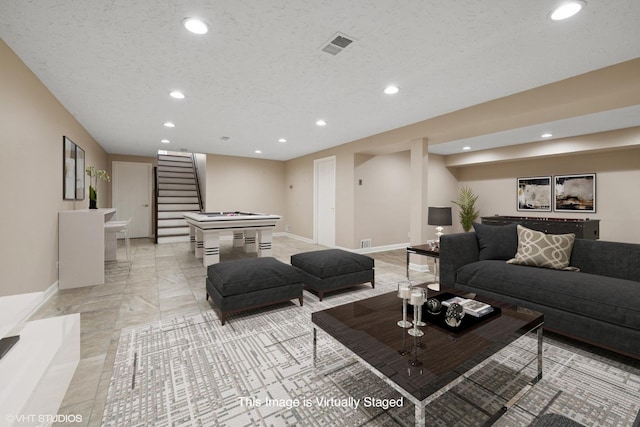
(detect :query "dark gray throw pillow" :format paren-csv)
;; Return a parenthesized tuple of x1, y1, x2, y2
(473, 222, 518, 261)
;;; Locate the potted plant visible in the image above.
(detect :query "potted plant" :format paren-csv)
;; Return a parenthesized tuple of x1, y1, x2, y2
(452, 186, 479, 232)
(85, 166, 110, 209)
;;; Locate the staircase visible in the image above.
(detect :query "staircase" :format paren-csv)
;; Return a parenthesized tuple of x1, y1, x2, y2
(155, 152, 203, 243)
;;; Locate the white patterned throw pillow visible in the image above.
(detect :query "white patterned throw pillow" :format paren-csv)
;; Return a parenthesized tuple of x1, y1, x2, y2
(507, 225, 578, 270)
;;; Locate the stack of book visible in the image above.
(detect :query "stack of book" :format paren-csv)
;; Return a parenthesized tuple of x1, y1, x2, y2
(442, 296, 494, 317)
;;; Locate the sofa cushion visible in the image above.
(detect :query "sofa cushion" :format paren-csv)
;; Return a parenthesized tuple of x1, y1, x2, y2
(473, 222, 518, 260)
(456, 260, 640, 329)
(207, 257, 302, 297)
(507, 225, 577, 270)
(291, 249, 373, 278)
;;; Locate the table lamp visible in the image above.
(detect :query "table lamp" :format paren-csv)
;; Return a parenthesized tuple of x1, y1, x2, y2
(428, 206, 452, 245)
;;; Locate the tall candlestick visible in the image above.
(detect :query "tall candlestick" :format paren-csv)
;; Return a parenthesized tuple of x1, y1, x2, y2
(397, 281, 413, 328)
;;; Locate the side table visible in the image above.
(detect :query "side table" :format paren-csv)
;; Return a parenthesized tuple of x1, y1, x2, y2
(406, 244, 440, 281)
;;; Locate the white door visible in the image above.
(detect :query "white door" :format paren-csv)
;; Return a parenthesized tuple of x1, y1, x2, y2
(112, 161, 152, 238)
(315, 156, 336, 247)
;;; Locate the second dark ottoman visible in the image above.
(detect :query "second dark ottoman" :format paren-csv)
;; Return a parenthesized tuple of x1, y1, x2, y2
(291, 249, 374, 301)
(206, 257, 303, 325)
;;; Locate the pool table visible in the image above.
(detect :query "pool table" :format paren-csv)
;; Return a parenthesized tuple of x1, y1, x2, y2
(183, 211, 281, 266)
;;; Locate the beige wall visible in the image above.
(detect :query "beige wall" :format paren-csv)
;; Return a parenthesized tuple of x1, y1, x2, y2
(354, 151, 411, 247)
(205, 154, 286, 232)
(454, 144, 640, 243)
(0, 40, 108, 297)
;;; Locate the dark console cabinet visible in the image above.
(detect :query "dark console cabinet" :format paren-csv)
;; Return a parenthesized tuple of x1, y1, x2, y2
(481, 216, 600, 240)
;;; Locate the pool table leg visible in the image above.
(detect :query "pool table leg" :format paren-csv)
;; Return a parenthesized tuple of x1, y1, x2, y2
(232, 232, 244, 248)
(244, 230, 258, 253)
(195, 228, 203, 259)
(202, 231, 220, 266)
(189, 225, 196, 253)
(258, 229, 273, 258)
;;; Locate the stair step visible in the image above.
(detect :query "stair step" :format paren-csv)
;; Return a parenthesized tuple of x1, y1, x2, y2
(157, 235, 190, 244)
(159, 153, 191, 160)
(157, 203, 201, 211)
(158, 218, 188, 227)
(158, 159, 193, 168)
(158, 196, 199, 204)
(157, 171, 195, 179)
(157, 176, 196, 184)
(158, 226, 190, 236)
(158, 211, 197, 219)
(157, 183, 197, 191)
(158, 190, 198, 197)
(158, 165, 194, 173)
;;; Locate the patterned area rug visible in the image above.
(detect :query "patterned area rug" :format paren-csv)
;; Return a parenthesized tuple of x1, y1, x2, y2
(102, 271, 640, 426)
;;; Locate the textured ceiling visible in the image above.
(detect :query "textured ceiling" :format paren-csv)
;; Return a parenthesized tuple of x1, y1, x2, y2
(1, 1, 640, 160)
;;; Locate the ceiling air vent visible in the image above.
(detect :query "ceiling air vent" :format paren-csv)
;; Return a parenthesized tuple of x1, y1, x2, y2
(321, 32, 355, 56)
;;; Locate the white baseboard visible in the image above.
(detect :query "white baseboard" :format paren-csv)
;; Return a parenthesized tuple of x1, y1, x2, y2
(409, 262, 431, 273)
(279, 232, 316, 245)
(349, 242, 410, 254)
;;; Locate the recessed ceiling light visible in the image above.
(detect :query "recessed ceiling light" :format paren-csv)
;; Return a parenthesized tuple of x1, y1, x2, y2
(164, 122, 175, 128)
(462, 146, 471, 151)
(384, 85, 399, 95)
(254, 150, 262, 154)
(316, 119, 327, 126)
(161, 139, 170, 144)
(169, 90, 185, 99)
(541, 132, 553, 138)
(278, 138, 287, 143)
(549, 1, 585, 20)
(183, 18, 209, 34)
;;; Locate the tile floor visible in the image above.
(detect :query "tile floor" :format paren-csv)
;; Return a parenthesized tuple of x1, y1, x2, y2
(31, 236, 432, 427)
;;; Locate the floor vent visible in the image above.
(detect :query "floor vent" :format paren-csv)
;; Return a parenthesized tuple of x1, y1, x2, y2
(360, 239, 372, 249)
(321, 32, 355, 55)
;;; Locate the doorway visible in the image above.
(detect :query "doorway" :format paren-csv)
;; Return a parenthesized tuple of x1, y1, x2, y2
(314, 156, 336, 247)
(112, 161, 152, 238)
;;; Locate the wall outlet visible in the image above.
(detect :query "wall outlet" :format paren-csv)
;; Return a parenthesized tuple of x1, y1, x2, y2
(285, 225, 291, 232)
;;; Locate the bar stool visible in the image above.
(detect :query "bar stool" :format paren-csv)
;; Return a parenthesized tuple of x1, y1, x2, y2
(104, 218, 132, 263)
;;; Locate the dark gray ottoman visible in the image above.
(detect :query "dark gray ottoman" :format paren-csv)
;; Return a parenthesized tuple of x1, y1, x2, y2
(206, 257, 303, 325)
(290, 249, 374, 301)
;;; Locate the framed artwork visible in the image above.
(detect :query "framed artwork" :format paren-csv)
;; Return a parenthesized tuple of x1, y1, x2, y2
(75, 145, 85, 200)
(554, 173, 596, 212)
(63, 136, 77, 200)
(63, 136, 85, 201)
(517, 176, 552, 212)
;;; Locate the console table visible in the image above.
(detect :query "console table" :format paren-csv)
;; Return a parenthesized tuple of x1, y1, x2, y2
(481, 216, 600, 239)
(59, 208, 116, 289)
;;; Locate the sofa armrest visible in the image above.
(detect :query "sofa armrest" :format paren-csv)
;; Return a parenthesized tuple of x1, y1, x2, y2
(439, 232, 479, 287)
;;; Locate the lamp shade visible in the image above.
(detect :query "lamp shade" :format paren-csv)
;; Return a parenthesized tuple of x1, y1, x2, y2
(428, 207, 452, 226)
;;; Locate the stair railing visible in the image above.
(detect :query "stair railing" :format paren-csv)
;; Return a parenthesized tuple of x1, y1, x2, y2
(191, 153, 204, 212)
(153, 165, 159, 243)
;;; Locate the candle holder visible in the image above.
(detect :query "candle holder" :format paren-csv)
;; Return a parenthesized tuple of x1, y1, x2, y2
(414, 288, 427, 327)
(397, 281, 413, 328)
(408, 288, 426, 337)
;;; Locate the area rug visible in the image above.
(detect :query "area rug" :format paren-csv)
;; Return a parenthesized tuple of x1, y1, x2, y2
(102, 271, 640, 426)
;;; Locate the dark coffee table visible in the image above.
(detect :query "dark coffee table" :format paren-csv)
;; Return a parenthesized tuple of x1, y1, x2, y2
(311, 286, 543, 425)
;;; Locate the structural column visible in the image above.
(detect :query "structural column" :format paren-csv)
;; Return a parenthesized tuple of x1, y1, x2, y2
(409, 138, 430, 271)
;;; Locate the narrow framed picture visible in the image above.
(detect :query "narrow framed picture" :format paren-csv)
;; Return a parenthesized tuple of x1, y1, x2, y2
(75, 145, 85, 200)
(517, 176, 552, 212)
(554, 173, 596, 212)
(63, 136, 77, 200)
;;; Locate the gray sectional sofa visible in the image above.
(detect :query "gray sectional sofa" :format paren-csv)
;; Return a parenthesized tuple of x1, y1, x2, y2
(440, 224, 640, 358)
